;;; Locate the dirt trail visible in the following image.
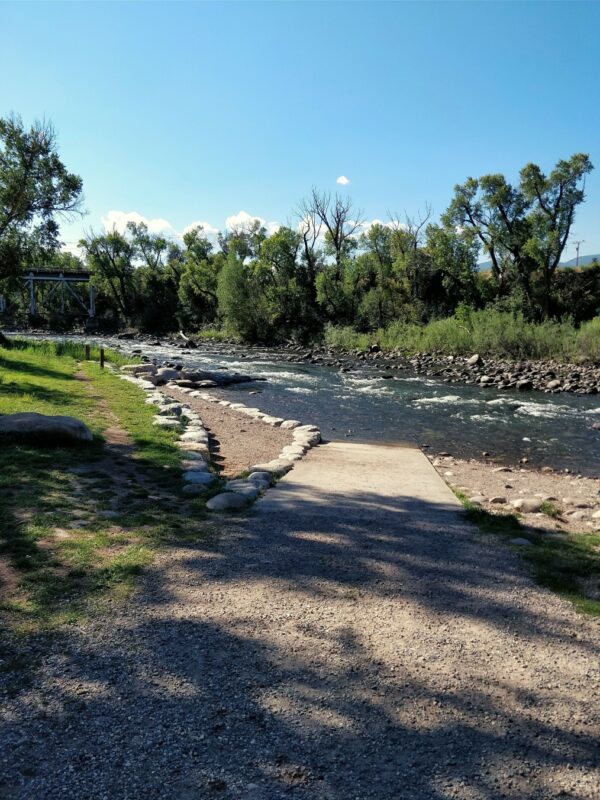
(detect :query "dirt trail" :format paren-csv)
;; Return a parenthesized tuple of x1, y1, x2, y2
(3, 443, 599, 799)
(162, 386, 293, 476)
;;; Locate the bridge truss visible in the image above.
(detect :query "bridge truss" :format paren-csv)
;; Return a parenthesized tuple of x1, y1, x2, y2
(21, 270, 96, 319)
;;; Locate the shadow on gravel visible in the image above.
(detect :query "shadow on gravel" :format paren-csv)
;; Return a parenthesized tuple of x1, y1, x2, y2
(3, 484, 599, 799)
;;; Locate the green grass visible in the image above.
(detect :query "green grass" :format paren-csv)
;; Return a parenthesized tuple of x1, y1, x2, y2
(193, 326, 240, 343)
(456, 490, 600, 616)
(0, 339, 211, 652)
(324, 309, 600, 362)
(540, 501, 560, 518)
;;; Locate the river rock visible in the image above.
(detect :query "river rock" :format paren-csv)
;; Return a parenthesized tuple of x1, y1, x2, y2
(0, 412, 93, 445)
(206, 492, 250, 511)
(249, 460, 293, 475)
(121, 363, 157, 376)
(467, 354, 482, 366)
(489, 496, 507, 504)
(261, 415, 284, 426)
(225, 482, 260, 500)
(547, 379, 562, 390)
(153, 417, 180, 428)
(510, 537, 533, 546)
(179, 430, 210, 444)
(293, 431, 321, 447)
(181, 458, 209, 471)
(516, 379, 533, 391)
(468, 495, 486, 505)
(156, 367, 181, 383)
(248, 471, 272, 484)
(183, 470, 215, 485)
(157, 404, 182, 416)
(280, 420, 302, 429)
(511, 498, 542, 513)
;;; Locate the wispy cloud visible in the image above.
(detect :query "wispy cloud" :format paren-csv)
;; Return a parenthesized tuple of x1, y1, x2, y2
(98, 209, 282, 245)
(336, 175, 350, 186)
(101, 210, 175, 236)
(226, 210, 280, 235)
(182, 220, 220, 243)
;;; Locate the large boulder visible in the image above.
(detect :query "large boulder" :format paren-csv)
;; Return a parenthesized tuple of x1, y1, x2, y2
(206, 492, 250, 512)
(156, 367, 181, 384)
(0, 413, 93, 445)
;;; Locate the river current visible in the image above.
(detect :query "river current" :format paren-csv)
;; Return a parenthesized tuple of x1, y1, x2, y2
(20, 334, 600, 475)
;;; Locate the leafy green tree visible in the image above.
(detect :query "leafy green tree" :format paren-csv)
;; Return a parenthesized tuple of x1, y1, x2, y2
(0, 115, 83, 280)
(177, 226, 222, 329)
(443, 154, 593, 318)
(80, 229, 136, 321)
(217, 252, 270, 340)
(424, 224, 480, 310)
(520, 154, 593, 315)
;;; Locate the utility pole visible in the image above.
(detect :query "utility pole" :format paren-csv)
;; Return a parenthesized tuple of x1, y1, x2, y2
(574, 240, 585, 267)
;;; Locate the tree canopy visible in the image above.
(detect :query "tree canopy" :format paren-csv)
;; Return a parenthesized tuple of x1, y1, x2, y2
(0, 115, 83, 280)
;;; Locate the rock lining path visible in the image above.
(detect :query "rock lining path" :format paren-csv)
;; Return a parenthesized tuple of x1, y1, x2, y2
(3, 443, 599, 799)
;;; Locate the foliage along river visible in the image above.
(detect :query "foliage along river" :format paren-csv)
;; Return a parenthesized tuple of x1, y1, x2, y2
(40, 335, 600, 476)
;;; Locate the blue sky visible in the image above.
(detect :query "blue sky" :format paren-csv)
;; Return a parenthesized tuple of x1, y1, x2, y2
(2, 0, 599, 259)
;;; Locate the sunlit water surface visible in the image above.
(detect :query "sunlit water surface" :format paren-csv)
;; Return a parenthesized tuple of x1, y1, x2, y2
(21, 334, 600, 475)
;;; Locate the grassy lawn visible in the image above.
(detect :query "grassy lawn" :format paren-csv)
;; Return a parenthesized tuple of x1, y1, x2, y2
(456, 491, 600, 616)
(0, 340, 210, 670)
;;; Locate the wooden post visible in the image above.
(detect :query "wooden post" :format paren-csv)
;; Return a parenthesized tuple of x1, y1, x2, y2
(85, 344, 90, 361)
(100, 348, 105, 369)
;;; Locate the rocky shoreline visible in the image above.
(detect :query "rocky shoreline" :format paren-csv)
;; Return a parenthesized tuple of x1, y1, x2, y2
(430, 452, 600, 536)
(278, 345, 600, 397)
(9, 327, 600, 397)
(121, 330, 600, 398)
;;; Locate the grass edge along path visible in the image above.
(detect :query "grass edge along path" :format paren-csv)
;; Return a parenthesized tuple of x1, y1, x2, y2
(455, 490, 600, 617)
(0, 340, 210, 682)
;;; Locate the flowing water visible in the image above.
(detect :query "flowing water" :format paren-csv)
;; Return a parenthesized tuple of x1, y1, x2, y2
(16, 334, 600, 475)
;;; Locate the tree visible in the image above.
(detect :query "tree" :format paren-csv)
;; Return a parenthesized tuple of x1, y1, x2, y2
(0, 115, 83, 280)
(443, 154, 593, 318)
(80, 229, 136, 321)
(177, 226, 222, 329)
(300, 188, 364, 273)
(520, 154, 593, 315)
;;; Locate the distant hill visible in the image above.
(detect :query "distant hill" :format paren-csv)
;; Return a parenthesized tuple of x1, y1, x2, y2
(477, 254, 600, 271)
(559, 253, 600, 267)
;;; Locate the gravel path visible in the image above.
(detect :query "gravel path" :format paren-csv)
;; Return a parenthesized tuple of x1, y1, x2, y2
(162, 387, 293, 477)
(2, 443, 599, 799)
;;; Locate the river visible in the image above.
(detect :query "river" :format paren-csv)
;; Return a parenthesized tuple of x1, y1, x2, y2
(14, 334, 600, 475)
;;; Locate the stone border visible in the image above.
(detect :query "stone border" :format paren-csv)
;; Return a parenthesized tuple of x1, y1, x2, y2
(116, 367, 321, 512)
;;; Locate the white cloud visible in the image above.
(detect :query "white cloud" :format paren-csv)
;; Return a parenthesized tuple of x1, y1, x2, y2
(182, 220, 220, 243)
(225, 210, 280, 236)
(336, 175, 350, 186)
(354, 219, 404, 236)
(61, 241, 84, 258)
(101, 210, 175, 236)
(98, 209, 282, 247)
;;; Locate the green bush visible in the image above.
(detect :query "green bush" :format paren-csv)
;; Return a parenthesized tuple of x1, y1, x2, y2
(577, 317, 600, 362)
(324, 310, 600, 361)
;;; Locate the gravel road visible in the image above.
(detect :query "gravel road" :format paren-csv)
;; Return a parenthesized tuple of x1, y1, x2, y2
(2, 443, 599, 799)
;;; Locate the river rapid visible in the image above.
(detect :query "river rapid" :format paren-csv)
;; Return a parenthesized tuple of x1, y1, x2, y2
(17, 334, 600, 476)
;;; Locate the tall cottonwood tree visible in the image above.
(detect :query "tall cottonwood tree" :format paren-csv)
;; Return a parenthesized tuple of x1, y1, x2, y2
(0, 115, 83, 280)
(443, 153, 593, 318)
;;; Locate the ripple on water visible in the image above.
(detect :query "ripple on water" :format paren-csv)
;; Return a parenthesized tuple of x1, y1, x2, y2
(412, 395, 480, 407)
(470, 414, 508, 424)
(514, 401, 572, 419)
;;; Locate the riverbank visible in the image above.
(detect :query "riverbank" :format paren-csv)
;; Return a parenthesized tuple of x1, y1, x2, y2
(431, 453, 600, 535)
(8, 327, 600, 395)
